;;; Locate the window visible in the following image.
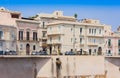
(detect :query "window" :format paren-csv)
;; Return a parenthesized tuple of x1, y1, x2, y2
(33, 45, 36, 50)
(108, 50, 111, 54)
(92, 29, 94, 34)
(99, 29, 102, 34)
(94, 49, 96, 52)
(71, 28, 73, 31)
(50, 37, 52, 42)
(89, 49, 92, 55)
(19, 31, 23, 40)
(108, 39, 111, 46)
(33, 32, 37, 41)
(118, 40, 120, 46)
(50, 27, 52, 30)
(94, 39, 96, 43)
(20, 44, 23, 50)
(94, 29, 96, 34)
(26, 31, 30, 40)
(80, 28, 82, 34)
(80, 38, 82, 44)
(0, 31, 3, 39)
(0, 42, 3, 46)
(42, 32, 46, 37)
(119, 49, 120, 55)
(58, 36, 61, 42)
(89, 29, 91, 34)
(42, 22, 45, 28)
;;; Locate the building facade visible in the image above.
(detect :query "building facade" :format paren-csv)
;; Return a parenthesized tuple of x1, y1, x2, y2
(47, 19, 111, 55)
(0, 7, 41, 55)
(1, 7, 120, 56)
(34, 11, 76, 51)
(104, 26, 120, 56)
(16, 18, 40, 55)
(0, 7, 18, 52)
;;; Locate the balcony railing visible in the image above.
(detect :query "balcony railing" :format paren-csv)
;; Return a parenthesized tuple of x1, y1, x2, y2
(18, 37, 39, 41)
(47, 41, 62, 44)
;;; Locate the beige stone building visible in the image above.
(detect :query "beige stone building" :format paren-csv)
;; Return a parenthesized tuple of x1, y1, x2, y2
(0, 7, 18, 52)
(34, 11, 76, 51)
(0, 7, 41, 55)
(47, 19, 111, 55)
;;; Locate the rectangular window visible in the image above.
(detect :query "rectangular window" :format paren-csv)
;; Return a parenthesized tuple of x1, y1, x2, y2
(33, 32, 37, 41)
(0, 31, 3, 39)
(80, 28, 82, 34)
(33, 45, 36, 50)
(71, 28, 73, 31)
(26, 32, 30, 40)
(108, 39, 111, 46)
(119, 49, 120, 55)
(94, 29, 96, 34)
(43, 22, 45, 28)
(0, 42, 3, 46)
(58, 36, 61, 42)
(118, 40, 120, 46)
(42, 32, 46, 37)
(80, 38, 82, 44)
(20, 44, 23, 50)
(50, 37, 52, 42)
(99, 29, 101, 34)
(92, 29, 94, 34)
(94, 39, 96, 43)
(19, 31, 23, 40)
(89, 29, 91, 34)
(94, 49, 96, 52)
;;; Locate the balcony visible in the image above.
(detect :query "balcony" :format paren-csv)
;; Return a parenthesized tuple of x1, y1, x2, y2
(47, 40, 62, 45)
(42, 36, 47, 40)
(87, 43, 98, 46)
(18, 37, 39, 42)
(87, 34, 104, 38)
(47, 31, 64, 36)
(79, 43, 84, 46)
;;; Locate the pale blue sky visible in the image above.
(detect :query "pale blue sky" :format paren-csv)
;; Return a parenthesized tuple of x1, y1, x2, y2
(0, 0, 120, 31)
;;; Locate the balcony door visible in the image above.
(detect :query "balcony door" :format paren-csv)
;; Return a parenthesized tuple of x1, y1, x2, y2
(26, 44, 30, 55)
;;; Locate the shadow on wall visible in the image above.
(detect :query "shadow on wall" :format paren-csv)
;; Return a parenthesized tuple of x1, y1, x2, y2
(105, 57, 120, 67)
(32, 58, 51, 78)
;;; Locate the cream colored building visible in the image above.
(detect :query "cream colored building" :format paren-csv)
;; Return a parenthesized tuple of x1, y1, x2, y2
(0, 7, 18, 52)
(34, 11, 76, 51)
(47, 19, 111, 55)
(0, 7, 41, 55)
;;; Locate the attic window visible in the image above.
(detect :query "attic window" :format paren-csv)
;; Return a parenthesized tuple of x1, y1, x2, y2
(11, 14, 19, 18)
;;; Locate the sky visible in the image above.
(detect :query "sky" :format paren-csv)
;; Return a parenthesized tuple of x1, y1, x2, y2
(0, 0, 120, 31)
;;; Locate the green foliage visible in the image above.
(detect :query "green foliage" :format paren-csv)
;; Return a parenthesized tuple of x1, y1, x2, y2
(74, 13, 78, 18)
(29, 15, 38, 19)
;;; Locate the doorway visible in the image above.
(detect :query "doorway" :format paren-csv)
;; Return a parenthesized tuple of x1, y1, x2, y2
(26, 44, 30, 55)
(49, 46, 52, 55)
(89, 49, 92, 55)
